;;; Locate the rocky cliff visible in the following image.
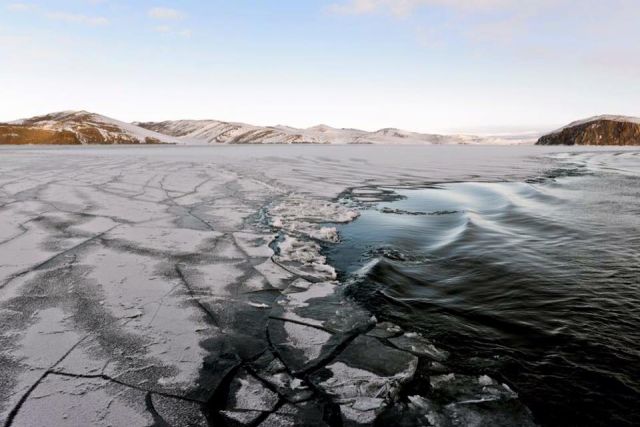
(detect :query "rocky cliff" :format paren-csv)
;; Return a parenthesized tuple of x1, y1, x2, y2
(537, 115, 640, 145)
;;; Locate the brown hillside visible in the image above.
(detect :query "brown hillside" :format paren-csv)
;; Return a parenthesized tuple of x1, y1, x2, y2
(537, 117, 640, 145)
(0, 125, 81, 145)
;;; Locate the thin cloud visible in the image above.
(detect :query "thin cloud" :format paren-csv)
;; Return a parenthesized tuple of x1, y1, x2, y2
(154, 25, 171, 33)
(328, 0, 547, 48)
(46, 11, 109, 26)
(328, 0, 517, 17)
(332, 0, 640, 81)
(153, 25, 192, 38)
(177, 29, 192, 38)
(148, 7, 186, 21)
(6, 2, 37, 12)
(148, 7, 190, 38)
(7, 3, 109, 27)
(328, 0, 379, 15)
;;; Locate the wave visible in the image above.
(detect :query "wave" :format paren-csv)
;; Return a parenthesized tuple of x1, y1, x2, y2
(329, 151, 640, 426)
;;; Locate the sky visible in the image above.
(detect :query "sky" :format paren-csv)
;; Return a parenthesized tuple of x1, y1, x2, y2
(1, 0, 639, 134)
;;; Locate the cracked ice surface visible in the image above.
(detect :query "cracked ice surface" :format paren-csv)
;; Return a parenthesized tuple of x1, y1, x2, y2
(0, 145, 556, 426)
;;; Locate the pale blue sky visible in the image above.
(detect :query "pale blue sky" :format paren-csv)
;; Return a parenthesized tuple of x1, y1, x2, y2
(1, 0, 639, 133)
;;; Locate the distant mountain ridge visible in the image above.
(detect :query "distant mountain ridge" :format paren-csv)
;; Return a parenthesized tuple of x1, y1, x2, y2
(537, 115, 640, 145)
(135, 119, 537, 145)
(1, 110, 540, 145)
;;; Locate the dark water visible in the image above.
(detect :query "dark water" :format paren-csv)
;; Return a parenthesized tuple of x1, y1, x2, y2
(326, 151, 640, 427)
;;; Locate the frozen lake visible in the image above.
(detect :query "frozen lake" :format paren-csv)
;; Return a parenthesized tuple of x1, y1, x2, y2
(0, 145, 637, 426)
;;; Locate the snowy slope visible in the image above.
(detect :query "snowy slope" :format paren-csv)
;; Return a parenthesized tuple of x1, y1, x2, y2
(6, 111, 183, 145)
(135, 119, 306, 144)
(137, 119, 538, 145)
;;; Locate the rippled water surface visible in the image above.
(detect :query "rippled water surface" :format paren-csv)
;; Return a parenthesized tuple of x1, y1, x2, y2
(327, 151, 640, 427)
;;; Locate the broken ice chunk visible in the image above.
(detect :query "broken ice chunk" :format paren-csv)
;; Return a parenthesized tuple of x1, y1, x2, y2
(389, 332, 449, 361)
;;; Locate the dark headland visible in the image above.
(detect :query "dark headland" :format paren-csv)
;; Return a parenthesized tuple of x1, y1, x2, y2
(537, 115, 640, 145)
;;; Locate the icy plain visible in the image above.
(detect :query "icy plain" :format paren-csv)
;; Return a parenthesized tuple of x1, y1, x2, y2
(0, 145, 603, 426)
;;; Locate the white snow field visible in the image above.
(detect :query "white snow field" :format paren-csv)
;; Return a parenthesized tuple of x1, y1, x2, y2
(0, 144, 618, 427)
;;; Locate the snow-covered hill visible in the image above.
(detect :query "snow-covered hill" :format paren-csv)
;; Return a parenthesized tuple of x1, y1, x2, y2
(2, 111, 182, 145)
(136, 119, 538, 145)
(1, 110, 539, 145)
